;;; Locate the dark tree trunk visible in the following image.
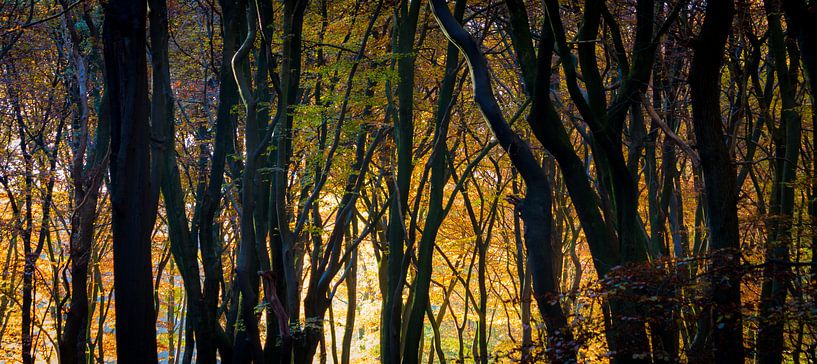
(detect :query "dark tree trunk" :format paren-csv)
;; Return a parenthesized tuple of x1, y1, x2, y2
(59, 7, 108, 362)
(401, 0, 463, 361)
(196, 0, 243, 360)
(230, 0, 266, 361)
(427, 1, 576, 361)
(341, 246, 358, 364)
(511, 170, 534, 363)
(689, 1, 744, 362)
(782, 0, 817, 337)
(758, 1, 803, 362)
(782, 1, 817, 100)
(383, 1, 422, 362)
(270, 1, 309, 351)
(103, 0, 160, 361)
(147, 0, 216, 360)
(60, 104, 108, 364)
(61, 168, 103, 364)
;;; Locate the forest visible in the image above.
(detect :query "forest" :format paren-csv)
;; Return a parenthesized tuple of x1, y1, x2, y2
(0, 0, 816, 362)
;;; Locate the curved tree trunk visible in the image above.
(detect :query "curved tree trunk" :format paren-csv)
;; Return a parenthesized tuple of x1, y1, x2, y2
(427, 1, 576, 361)
(689, 1, 744, 362)
(401, 0, 464, 362)
(758, 1, 802, 363)
(59, 6, 108, 362)
(196, 0, 244, 360)
(147, 0, 218, 360)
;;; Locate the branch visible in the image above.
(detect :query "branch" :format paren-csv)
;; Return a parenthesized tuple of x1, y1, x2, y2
(428, 0, 544, 185)
(643, 94, 700, 168)
(1, 0, 84, 37)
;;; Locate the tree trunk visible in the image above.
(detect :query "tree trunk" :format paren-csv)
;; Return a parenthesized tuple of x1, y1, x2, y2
(383, 1, 422, 362)
(197, 0, 243, 360)
(512, 171, 533, 363)
(341, 248, 358, 364)
(60, 7, 108, 362)
(103, 0, 160, 361)
(401, 0, 463, 362)
(270, 2, 309, 353)
(689, 1, 744, 362)
(427, 1, 576, 361)
(781, 1, 817, 342)
(147, 0, 217, 361)
(758, 1, 802, 363)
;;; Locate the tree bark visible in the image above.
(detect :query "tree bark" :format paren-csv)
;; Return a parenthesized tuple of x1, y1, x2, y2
(427, 1, 576, 361)
(383, 1, 422, 362)
(270, 2, 309, 353)
(341, 246, 358, 364)
(689, 1, 744, 362)
(197, 0, 243, 360)
(59, 6, 108, 362)
(758, 1, 803, 362)
(401, 0, 464, 362)
(103, 0, 160, 361)
(147, 0, 217, 360)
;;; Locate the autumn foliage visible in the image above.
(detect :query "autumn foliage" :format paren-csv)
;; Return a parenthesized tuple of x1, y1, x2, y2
(1, 0, 816, 363)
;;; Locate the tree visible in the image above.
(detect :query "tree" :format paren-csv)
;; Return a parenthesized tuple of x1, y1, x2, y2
(689, 0, 744, 362)
(4, 0, 817, 362)
(427, 0, 576, 361)
(103, 0, 160, 361)
(59, 3, 109, 363)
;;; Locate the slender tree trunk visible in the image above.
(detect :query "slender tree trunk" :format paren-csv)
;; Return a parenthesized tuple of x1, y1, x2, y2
(781, 0, 817, 337)
(427, 1, 576, 361)
(342, 241, 358, 364)
(758, 1, 802, 362)
(197, 0, 243, 360)
(270, 2, 309, 354)
(60, 114, 107, 364)
(401, 0, 463, 362)
(60, 9, 108, 361)
(384, 1, 422, 362)
(230, 1, 266, 360)
(147, 0, 216, 360)
(512, 171, 533, 363)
